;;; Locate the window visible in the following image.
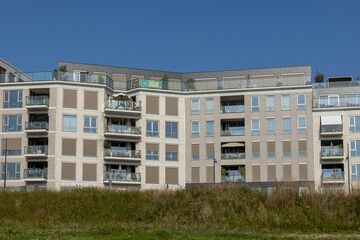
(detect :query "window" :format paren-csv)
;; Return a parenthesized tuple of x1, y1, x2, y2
(4, 91, 22, 108)
(62, 115, 77, 132)
(266, 118, 275, 134)
(192, 144, 199, 160)
(165, 122, 178, 138)
(350, 140, 360, 157)
(266, 95, 275, 111)
(299, 140, 307, 157)
(319, 95, 339, 107)
(350, 116, 360, 133)
(191, 99, 199, 114)
(267, 142, 275, 158)
(351, 164, 360, 181)
(282, 117, 291, 134)
(192, 122, 200, 137)
(281, 94, 290, 110)
(252, 142, 260, 158)
(146, 120, 159, 137)
(3, 115, 22, 132)
(298, 117, 307, 133)
(206, 143, 214, 160)
(206, 121, 214, 136)
(165, 145, 178, 161)
(297, 94, 306, 110)
(1, 139, 21, 156)
(206, 98, 214, 113)
(146, 144, 159, 160)
(251, 119, 260, 135)
(83, 116, 97, 133)
(283, 141, 291, 157)
(1, 163, 20, 180)
(347, 94, 360, 106)
(251, 96, 259, 111)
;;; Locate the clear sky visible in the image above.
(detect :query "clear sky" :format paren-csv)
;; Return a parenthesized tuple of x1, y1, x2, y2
(1, 0, 359, 79)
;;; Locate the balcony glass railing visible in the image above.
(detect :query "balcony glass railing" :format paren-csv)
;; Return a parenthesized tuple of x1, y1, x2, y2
(313, 81, 360, 88)
(104, 149, 141, 158)
(313, 98, 360, 108)
(104, 172, 141, 182)
(24, 146, 48, 155)
(322, 169, 344, 181)
(221, 173, 245, 183)
(221, 153, 245, 159)
(221, 128, 245, 136)
(24, 168, 47, 179)
(220, 105, 244, 113)
(321, 124, 343, 133)
(105, 125, 141, 135)
(321, 146, 343, 157)
(105, 100, 141, 111)
(26, 96, 49, 106)
(25, 122, 49, 130)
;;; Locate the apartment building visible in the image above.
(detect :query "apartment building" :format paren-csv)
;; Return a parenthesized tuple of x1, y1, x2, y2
(0, 57, 326, 192)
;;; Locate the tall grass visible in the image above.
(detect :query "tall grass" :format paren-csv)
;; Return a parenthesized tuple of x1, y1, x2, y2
(0, 186, 360, 233)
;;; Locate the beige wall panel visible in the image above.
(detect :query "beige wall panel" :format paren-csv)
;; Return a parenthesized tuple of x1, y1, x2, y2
(283, 165, 292, 181)
(165, 97, 178, 116)
(192, 167, 200, 183)
(62, 139, 76, 156)
(146, 166, 159, 184)
(252, 165, 260, 181)
(84, 91, 98, 110)
(268, 165, 276, 181)
(83, 164, 97, 181)
(63, 89, 77, 108)
(165, 167, 178, 184)
(61, 162, 76, 180)
(83, 140, 97, 157)
(299, 164, 308, 180)
(146, 96, 159, 114)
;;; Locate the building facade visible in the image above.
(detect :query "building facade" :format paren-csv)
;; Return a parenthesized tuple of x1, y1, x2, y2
(0, 57, 354, 193)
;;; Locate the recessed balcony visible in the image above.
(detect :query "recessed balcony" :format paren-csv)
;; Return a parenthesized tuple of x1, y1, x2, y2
(103, 172, 141, 184)
(105, 100, 141, 114)
(24, 168, 47, 182)
(25, 96, 49, 110)
(24, 146, 48, 158)
(104, 125, 141, 138)
(321, 145, 344, 160)
(25, 122, 49, 134)
(321, 169, 345, 184)
(320, 124, 343, 136)
(104, 149, 141, 161)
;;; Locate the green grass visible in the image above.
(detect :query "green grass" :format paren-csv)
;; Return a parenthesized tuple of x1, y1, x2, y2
(1, 186, 360, 238)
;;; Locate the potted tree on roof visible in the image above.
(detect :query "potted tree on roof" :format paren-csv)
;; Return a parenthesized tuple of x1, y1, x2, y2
(314, 70, 325, 87)
(185, 78, 195, 91)
(161, 73, 169, 90)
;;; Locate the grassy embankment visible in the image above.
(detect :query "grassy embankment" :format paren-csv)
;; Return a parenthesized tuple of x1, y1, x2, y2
(1, 186, 360, 239)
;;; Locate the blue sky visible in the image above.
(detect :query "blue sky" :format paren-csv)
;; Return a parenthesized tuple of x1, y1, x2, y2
(1, 0, 359, 79)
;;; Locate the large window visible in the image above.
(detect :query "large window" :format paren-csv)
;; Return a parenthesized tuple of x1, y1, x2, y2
(297, 117, 307, 133)
(192, 122, 200, 137)
(266, 95, 275, 111)
(146, 144, 159, 161)
(266, 118, 275, 134)
(297, 94, 306, 110)
(350, 140, 360, 157)
(165, 122, 178, 138)
(3, 115, 22, 132)
(350, 116, 360, 133)
(206, 121, 214, 136)
(319, 95, 339, 107)
(206, 98, 214, 114)
(347, 94, 360, 106)
(1, 163, 20, 180)
(281, 94, 290, 110)
(191, 99, 199, 114)
(83, 116, 97, 133)
(251, 119, 260, 135)
(282, 117, 291, 134)
(165, 145, 178, 161)
(62, 115, 77, 132)
(146, 120, 159, 137)
(251, 96, 259, 111)
(351, 164, 360, 181)
(4, 91, 22, 108)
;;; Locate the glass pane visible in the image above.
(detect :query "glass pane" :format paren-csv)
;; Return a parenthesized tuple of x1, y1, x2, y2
(84, 117, 90, 127)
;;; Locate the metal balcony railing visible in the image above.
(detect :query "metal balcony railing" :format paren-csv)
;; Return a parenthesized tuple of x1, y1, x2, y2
(24, 146, 48, 155)
(24, 168, 47, 179)
(104, 149, 141, 158)
(105, 100, 141, 111)
(221, 153, 245, 159)
(25, 121, 49, 130)
(26, 96, 49, 106)
(104, 172, 141, 182)
(105, 125, 141, 135)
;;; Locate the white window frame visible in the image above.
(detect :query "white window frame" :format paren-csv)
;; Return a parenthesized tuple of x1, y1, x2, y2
(266, 118, 275, 134)
(62, 114, 77, 132)
(3, 115, 22, 132)
(282, 117, 291, 134)
(281, 94, 290, 110)
(251, 96, 259, 111)
(297, 116, 307, 133)
(350, 140, 360, 157)
(192, 121, 200, 137)
(346, 94, 360, 106)
(266, 95, 275, 111)
(165, 121, 178, 138)
(297, 94, 306, 110)
(282, 140, 291, 157)
(267, 141, 276, 158)
(251, 119, 260, 135)
(191, 99, 200, 114)
(83, 116, 97, 133)
(350, 116, 360, 133)
(206, 98, 214, 114)
(206, 121, 214, 136)
(146, 120, 159, 137)
(319, 95, 339, 107)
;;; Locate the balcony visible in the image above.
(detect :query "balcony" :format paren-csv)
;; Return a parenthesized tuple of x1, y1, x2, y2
(321, 169, 345, 184)
(104, 125, 141, 138)
(25, 96, 49, 110)
(24, 168, 47, 182)
(25, 122, 49, 134)
(221, 128, 245, 136)
(24, 146, 48, 158)
(104, 149, 141, 161)
(221, 153, 245, 159)
(105, 100, 141, 115)
(320, 124, 343, 136)
(321, 146, 344, 160)
(104, 172, 141, 184)
(221, 166, 245, 183)
(313, 97, 360, 109)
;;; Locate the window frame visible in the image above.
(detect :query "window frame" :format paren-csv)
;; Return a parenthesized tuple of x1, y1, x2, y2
(83, 116, 97, 133)
(251, 96, 259, 112)
(297, 94, 306, 110)
(251, 119, 260, 135)
(165, 122, 178, 138)
(206, 121, 214, 136)
(282, 117, 291, 134)
(297, 116, 307, 133)
(146, 150, 159, 160)
(3, 115, 22, 132)
(62, 114, 77, 132)
(1, 163, 21, 180)
(4, 91, 22, 108)
(350, 116, 360, 133)
(281, 94, 290, 111)
(146, 120, 159, 137)
(192, 121, 200, 137)
(266, 95, 275, 111)
(191, 99, 200, 114)
(206, 98, 214, 114)
(266, 118, 275, 135)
